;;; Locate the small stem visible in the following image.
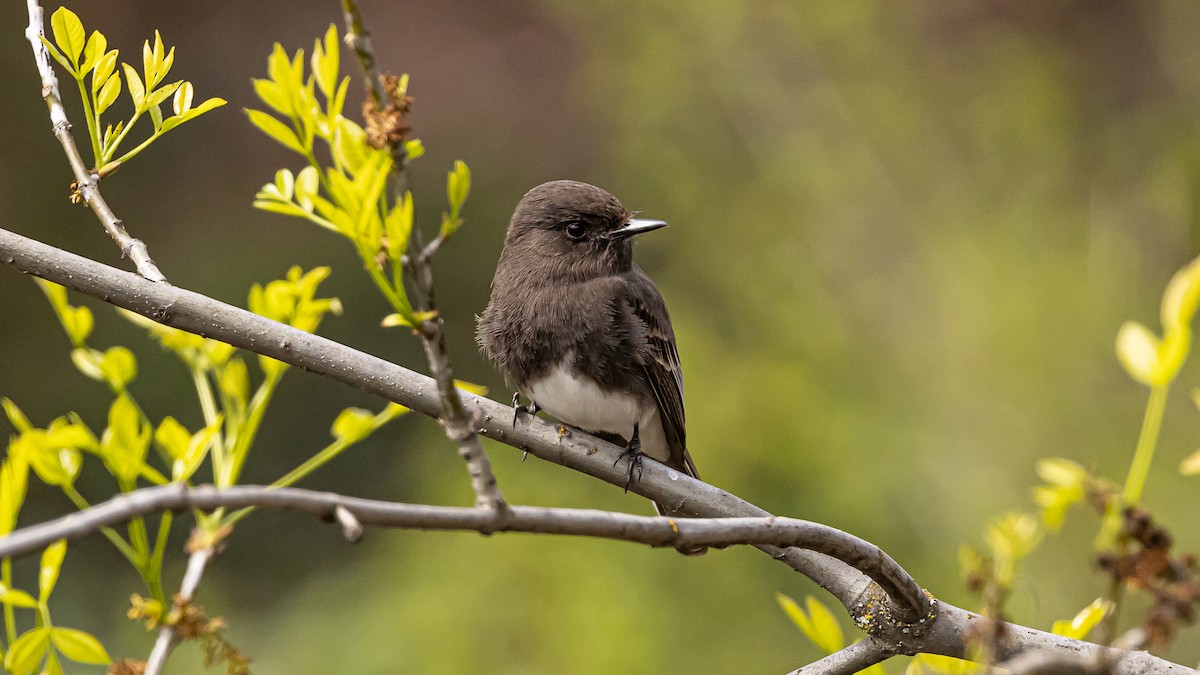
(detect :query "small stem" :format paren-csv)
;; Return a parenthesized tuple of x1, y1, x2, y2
(147, 511, 173, 604)
(1122, 385, 1169, 506)
(62, 484, 140, 564)
(73, 75, 101, 166)
(223, 370, 283, 486)
(104, 108, 143, 165)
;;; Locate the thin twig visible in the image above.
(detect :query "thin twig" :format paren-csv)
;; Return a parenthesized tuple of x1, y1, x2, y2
(340, 0, 506, 514)
(22, 1, 167, 283)
(145, 547, 213, 675)
(0, 484, 907, 572)
(2, 228, 1197, 674)
(785, 638, 892, 675)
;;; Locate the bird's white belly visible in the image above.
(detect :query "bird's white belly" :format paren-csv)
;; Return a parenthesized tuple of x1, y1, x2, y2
(525, 360, 670, 462)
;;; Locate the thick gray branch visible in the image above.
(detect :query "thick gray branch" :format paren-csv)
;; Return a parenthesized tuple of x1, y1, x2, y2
(0, 226, 1192, 674)
(23, 1, 167, 283)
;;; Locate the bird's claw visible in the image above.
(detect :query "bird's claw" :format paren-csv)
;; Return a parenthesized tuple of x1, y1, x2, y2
(613, 422, 643, 492)
(511, 392, 539, 428)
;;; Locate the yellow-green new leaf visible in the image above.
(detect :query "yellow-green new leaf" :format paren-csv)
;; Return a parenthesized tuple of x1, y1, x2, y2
(908, 654, 981, 674)
(2, 398, 33, 433)
(1161, 254, 1200, 332)
(1051, 598, 1112, 640)
(80, 31, 107, 76)
(70, 348, 106, 382)
(123, 62, 145, 110)
(92, 50, 118, 97)
(4, 627, 51, 675)
(776, 593, 844, 654)
(331, 407, 375, 442)
(51, 628, 111, 665)
(100, 346, 137, 390)
(1180, 448, 1200, 476)
(96, 73, 121, 116)
(50, 7, 86, 68)
(39, 539, 67, 602)
(0, 587, 37, 609)
(1035, 458, 1087, 489)
(1115, 321, 1159, 387)
(246, 109, 306, 154)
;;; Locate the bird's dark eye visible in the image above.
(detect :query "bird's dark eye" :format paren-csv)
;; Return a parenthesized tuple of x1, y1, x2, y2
(564, 221, 586, 240)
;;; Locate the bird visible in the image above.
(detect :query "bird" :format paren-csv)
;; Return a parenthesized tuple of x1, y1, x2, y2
(476, 180, 704, 554)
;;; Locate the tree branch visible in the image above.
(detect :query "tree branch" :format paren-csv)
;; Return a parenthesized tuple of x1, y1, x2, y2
(145, 546, 213, 675)
(22, 1, 167, 283)
(0, 226, 1193, 674)
(786, 638, 892, 675)
(340, 0, 507, 513)
(0, 484, 916, 569)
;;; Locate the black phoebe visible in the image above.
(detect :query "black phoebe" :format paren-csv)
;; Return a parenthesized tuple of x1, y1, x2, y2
(477, 180, 704, 554)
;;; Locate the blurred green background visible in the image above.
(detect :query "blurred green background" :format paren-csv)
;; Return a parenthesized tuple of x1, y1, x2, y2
(4, 0, 1200, 672)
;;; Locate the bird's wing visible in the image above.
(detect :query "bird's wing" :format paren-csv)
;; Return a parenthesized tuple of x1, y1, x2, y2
(625, 270, 698, 478)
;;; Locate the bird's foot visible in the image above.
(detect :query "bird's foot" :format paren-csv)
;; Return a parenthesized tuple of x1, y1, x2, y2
(613, 422, 644, 492)
(510, 392, 539, 428)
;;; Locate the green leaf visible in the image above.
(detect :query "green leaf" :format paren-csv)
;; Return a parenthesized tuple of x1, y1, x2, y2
(385, 192, 414, 261)
(80, 31, 107, 76)
(92, 50, 119, 97)
(405, 138, 425, 160)
(1035, 458, 1087, 489)
(1181, 448, 1200, 476)
(1161, 254, 1200, 332)
(0, 588, 37, 609)
(51, 627, 112, 665)
(70, 348, 106, 382)
(454, 380, 488, 396)
(100, 346, 138, 390)
(245, 109, 306, 154)
(96, 73, 121, 116)
(252, 78, 290, 115)
(50, 7, 86, 70)
(123, 62, 145, 110)
(4, 627, 51, 675)
(149, 101, 164, 133)
(2, 398, 33, 433)
(314, 24, 340, 97)
(776, 593, 844, 654)
(0, 456, 30, 536)
(100, 394, 152, 486)
(173, 81, 194, 116)
(1115, 321, 1160, 387)
(145, 81, 181, 111)
(331, 407, 375, 442)
(39, 539, 67, 602)
(154, 416, 190, 461)
(910, 654, 982, 674)
(160, 97, 226, 133)
(381, 312, 413, 328)
(39, 36, 75, 75)
(1051, 598, 1113, 640)
(447, 160, 471, 213)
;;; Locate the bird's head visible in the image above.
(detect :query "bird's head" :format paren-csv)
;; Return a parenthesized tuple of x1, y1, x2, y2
(500, 180, 666, 281)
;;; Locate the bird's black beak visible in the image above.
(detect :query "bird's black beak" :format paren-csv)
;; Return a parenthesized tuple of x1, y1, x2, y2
(608, 218, 667, 240)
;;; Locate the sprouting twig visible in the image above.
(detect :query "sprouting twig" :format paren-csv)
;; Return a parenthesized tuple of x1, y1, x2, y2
(340, 0, 507, 514)
(22, 1, 167, 283)
(145, 546, 213, 675)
